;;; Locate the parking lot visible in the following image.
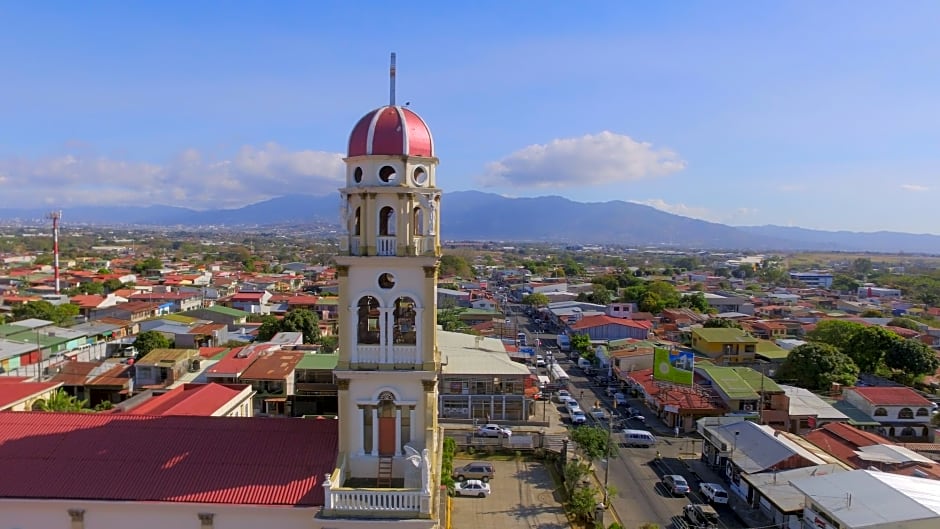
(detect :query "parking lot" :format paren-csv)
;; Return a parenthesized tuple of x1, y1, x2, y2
(449, 458, 569, 529)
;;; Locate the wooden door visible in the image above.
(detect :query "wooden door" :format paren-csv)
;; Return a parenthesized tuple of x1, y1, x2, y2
(378, 417, 396, 456)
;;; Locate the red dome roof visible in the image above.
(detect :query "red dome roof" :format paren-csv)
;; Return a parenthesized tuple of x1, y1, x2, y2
(347, 106, 434, 158)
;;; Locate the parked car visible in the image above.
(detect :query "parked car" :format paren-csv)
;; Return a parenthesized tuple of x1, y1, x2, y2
(535, 355, 546, 367)
(476, 424, 512, 438)
(605, 386, 620, 397)
(570, 410, 588, 425)
(613, 392, 627, 406)
(454, 463, 495, 482)
(554, 389, 572, 403)
(590, 407, 608, 420)
(454, 479, 491, 498)
(683, 503, 720, 528)
(699, 482, 729, 504)
(662, 474, 690, 496)
(565, 400, 582, 415)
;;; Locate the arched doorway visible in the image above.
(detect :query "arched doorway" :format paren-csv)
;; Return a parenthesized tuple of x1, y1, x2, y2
(377, 391, 397, 456)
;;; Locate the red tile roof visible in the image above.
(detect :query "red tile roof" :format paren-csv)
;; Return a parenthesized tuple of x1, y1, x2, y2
(0, 412, 336, 505)
(0, 381, 62, 409)
(624, 368, 720, 412)
(849, 386, 932, 406)
(198, 347, 228, 359)
(124, 383, 250, 416)
(805, 422, 940, 479)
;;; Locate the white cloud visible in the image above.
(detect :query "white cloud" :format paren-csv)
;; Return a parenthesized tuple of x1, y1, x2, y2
(477, 131, 685, 189)
(900, 183, 928, 192)
(0, 143, 345, 209)
(632, 199, 758, 224)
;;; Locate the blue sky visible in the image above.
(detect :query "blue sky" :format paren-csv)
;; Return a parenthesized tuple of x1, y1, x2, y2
(1, 1, 939, 233)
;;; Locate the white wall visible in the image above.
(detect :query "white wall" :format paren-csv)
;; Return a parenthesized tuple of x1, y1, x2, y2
(0, 499, 438, 529)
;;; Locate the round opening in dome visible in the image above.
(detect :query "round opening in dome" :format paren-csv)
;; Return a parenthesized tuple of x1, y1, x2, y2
(378, 273, 396, 289)
(379, 165, 397, 183)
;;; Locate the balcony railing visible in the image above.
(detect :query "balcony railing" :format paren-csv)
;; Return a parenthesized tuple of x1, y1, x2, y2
(324, 487, 427, 515)
(355, 345, 382, 363)
(412, 236, 435, 256)
(377, 236, 397, 256)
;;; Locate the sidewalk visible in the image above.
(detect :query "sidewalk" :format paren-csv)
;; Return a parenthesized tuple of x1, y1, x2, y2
(682, 458, 773, 529)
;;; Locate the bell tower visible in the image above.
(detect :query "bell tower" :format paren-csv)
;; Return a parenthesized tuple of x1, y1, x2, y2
(334, 53, 442, 489)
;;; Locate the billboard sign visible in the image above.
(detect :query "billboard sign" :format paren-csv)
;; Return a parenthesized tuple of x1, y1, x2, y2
(519, 346, 536, 356)
(652, 347, 694, 385)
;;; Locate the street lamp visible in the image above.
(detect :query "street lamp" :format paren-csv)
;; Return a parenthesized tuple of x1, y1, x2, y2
(603, 412, 613, 506)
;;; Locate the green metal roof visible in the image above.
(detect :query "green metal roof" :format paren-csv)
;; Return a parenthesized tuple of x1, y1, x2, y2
(692, 327, 759, 343)
(204, 305, 250, 318)
(296, 353, 339, 370)
(696, 365, 764, 399)
(314, 297, 338, 306)
(0, 324, 29, 338)
(160, 314, 200, 324)
(732, 366, 781, 393)
(755, 340, 790, 360)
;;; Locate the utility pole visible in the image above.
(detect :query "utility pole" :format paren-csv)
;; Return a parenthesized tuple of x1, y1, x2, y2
(603, 412, 613, 506)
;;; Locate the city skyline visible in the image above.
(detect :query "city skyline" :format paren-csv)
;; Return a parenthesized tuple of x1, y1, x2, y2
(1, 2, 939, 234)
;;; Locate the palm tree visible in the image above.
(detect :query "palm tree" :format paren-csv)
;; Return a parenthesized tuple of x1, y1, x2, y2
(32, 389, 89, 412)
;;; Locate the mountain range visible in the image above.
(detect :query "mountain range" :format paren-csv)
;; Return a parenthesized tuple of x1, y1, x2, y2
(1, 191, 937, 254)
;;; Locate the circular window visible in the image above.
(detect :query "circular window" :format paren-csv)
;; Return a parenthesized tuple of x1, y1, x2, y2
(353, 167, 363, 183)
(413, 166, 428, 186)
(378, 273, 396, 289)
(379, 165, 396, 183)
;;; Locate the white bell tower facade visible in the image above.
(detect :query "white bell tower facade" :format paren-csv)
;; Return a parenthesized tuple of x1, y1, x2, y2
(334, 58, 442, 491)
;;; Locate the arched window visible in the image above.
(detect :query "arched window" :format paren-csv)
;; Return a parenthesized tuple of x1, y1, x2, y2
(357, 296, 381, 345)
(353, 207, 361, 236)
(394, 296, 417, 345)
(916, 407, 929, 417)
(874, 407, 888, 416)
(379, 206, 396, 236)
(412, 207, 424, 236)
(898, 407, 914, 419)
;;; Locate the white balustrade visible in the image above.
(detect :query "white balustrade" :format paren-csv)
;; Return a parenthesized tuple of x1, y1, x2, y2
(327, 488, 428, 514)
(377, 236, 397, 256)
(391, 345, 419, 364)
(412, 236, 434, 255)
(356, 345, 382, 363)
(349, 237, 361, 256)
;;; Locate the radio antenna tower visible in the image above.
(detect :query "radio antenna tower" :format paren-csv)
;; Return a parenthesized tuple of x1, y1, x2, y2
(46, 210, 62, 294)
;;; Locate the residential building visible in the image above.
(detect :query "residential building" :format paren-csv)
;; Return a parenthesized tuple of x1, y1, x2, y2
(704, 292, 755, 315)
(569, 314, 653, 341)
(292, 351, 339, 417)
(622, 368, 724, 432)
(789, 271, 834, 289)
(695, 364, 784, 415)
(133, 348, 200, 389)
(437, 332, 535, 421)
(840, 386, 935, 441)
(805, 422, 940, 479)
(50, 360, 133, 406)
(122, 382, 255, 417)
(238, 350, 304, 416)
(0, 378, 63, 411)
(691, 327, 759, 364)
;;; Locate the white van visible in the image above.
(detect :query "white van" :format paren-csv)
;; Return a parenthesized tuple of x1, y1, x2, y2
(621, 429, 657, 447)
(577, 357, 592, 370)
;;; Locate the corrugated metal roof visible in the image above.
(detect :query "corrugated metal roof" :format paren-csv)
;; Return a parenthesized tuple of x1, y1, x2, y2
(0, 381, 63, 409)
(126, 383, 250, 416)
(240, 351, 304, 380)
(0, 412, 336, 506)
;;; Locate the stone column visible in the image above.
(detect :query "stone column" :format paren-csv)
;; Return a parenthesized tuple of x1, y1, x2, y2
(358, 407, 366, 455)
(409, 406, 417, 448)
(371, 407, 379, 456)
(395, 407, 403, 454)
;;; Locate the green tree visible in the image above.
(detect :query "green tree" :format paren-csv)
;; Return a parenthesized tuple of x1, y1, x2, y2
(776, 343, 859, 390)
(571, 333, 593, 358)
(845, 326, 899, 373)
(806, 320, 866, 353)
(859, 309, 884, 318)
(884, 339, 940, 382)
(131, 257, 163, 274)
(133, 330, 172, 358)
(437, 308, 473, 334)
(831, 274, 861, 293)
(679, 292, 710, 313)
(279, 309, 321, 343)
(32, 389, 89, 412)
(103, 278, 125, 292)
(852, 258, 874, 277)
(563, 460, 591, 493)
(704, 318, 742, 329)
(887, 318, 922, 331)
(12, 300, 78, 326)
(522, 292, 550, 307)
(439, 254, 473, 278)
(570, 425, 616, 460)
(75, 281, 105, 295)
(567, 484, 600, 522)
(256, 315, 281, 342)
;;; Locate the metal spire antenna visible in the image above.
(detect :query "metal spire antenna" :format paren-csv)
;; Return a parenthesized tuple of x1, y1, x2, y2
(389, 52, 396, 106)
(46, 210, 62, 294)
